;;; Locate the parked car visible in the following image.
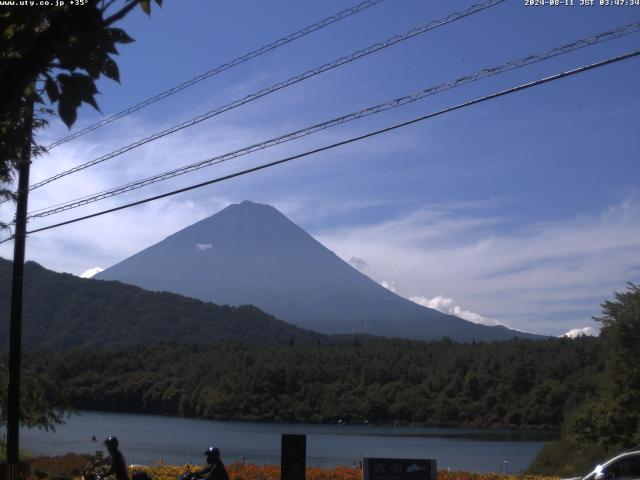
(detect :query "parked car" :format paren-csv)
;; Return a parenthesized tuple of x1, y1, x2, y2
(581, 451, 640, 480)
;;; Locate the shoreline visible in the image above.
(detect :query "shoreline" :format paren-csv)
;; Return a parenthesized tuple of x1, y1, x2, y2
(68, 409, 561, 433)
(21, 411, 548, 473)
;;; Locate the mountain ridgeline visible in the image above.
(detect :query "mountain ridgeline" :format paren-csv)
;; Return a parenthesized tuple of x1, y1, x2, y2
(0, 258, 327, 350)
(96, 201, 542, 342)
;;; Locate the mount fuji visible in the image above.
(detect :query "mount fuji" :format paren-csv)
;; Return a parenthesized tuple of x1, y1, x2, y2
(96, 201, 542, 342)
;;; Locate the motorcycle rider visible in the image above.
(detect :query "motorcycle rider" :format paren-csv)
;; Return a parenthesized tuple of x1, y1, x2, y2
(183, 447, 229, 480)
(96, 435, 129, 480)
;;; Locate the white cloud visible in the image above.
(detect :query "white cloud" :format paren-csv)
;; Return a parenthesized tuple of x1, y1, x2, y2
(348, 256, 368, 270)
(562, 327, 599, 338)
(79, 267, 104, 278)
(317, 199, 640, 336)
(0, 86, 396, 276)
(380, 280, 397, 293)
(0, 116, 240, 275)
(196, 243, 213, 251)
(410, 295, 502, 327)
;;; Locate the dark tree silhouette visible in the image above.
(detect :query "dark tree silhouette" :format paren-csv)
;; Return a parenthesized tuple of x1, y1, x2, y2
(0, 0, 162, 210)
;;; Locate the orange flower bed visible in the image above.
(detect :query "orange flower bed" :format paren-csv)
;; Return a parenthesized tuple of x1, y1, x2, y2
(438, 472, 559, 480)
(27, 453, 93, 479)
(135, 463, 361, 480)
(135, 464, 559, 480)
(21, 454, 561, 480)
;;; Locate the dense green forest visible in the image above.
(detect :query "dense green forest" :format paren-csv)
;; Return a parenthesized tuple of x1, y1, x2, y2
(0, 259, 328, 348)
(24, 337, 600, 429)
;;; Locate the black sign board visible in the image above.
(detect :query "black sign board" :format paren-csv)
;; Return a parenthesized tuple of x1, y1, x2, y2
(281, 434, 306, 480)
(363, 458, 437, 480)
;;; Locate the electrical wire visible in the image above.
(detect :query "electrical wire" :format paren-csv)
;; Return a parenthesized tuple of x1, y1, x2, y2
(25, 21, 640, 220)
(1, 49, 634, 243)
(44, 0, 387, 150)
(27, 0, 505, 192)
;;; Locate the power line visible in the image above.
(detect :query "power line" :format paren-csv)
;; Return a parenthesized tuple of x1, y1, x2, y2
(28, 0, 505, 192)
(44, 0, 386, 150)
(4, 49, 635, 243)
(25, 22, 640, 220)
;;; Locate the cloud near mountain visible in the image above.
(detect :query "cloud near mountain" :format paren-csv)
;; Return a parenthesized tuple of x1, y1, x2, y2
(409, 295, 503, 327)
(79, 266, 104, 278)
(562, 326, 598, 338)
(315, 199, 640, 336)
(348, 256, 368, 270)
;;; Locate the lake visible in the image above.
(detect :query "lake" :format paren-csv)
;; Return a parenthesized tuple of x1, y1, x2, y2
(20, 411, 554, 473)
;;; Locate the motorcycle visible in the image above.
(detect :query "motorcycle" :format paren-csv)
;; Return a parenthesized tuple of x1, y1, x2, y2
(81, 462, 108, 480)
(81, 461, 152, 480)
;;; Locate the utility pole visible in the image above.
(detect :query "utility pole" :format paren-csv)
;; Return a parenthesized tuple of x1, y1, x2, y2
(6, 97, 33, 480)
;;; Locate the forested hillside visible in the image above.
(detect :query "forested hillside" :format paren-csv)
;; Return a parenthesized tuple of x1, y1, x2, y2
(0, 259, 327, 348)
(25, 336, 600, 429)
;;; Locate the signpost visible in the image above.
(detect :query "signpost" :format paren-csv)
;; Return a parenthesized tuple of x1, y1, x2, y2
(281, 434, 306, 480)
(363, 458, 437, 480)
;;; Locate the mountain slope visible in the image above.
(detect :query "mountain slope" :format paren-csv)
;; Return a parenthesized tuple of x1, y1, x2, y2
(96, 201, 542, 342)
(0, 258, 328, 350)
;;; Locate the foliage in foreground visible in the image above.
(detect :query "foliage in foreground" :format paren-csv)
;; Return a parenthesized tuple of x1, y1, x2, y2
(527, 283, 640, 476)
(23, 453, 90, 479)
(566, 283, 640, 449)
(0, 360, 71, 431)
(525, 438, 613, 478)
(0, 1, 162, 208)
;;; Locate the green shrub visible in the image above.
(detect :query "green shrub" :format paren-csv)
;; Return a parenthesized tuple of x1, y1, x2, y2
(526, 439, 615, 477)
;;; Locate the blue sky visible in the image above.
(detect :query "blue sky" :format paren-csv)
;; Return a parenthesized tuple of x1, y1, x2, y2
(1, 0, 638, 336)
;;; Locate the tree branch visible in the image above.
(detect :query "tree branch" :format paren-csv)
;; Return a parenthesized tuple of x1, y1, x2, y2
(101, 0, 118, 14)
(104, 0, 142, 26)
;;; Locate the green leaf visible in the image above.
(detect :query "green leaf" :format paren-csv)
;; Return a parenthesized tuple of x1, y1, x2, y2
(84, 95, 100, 112)
(56, 73, 71, 84)
(58, 99, 77, 128)
(139, 0, 151, 15)
(44, 78, 60, 103)
(4, 24, 15, 39)
(70, 73, 101, 112)
(84, 52, 103, 79)
(100, 38, 119, 55)
(101, 57, 120, 83)
(108, 28, 135, 44)
(71, 73, 98, 96)
(57, 42, 91, 69)
(57, 73, 101, 115)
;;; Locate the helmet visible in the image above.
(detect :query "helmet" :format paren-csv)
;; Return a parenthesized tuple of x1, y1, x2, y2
(105, 436, 119, 449)
(204, 446, 220, 458)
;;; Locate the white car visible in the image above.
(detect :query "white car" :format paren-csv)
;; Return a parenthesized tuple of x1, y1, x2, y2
(581, 451, 640, 480)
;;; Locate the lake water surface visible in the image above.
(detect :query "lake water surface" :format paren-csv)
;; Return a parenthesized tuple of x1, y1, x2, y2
(21, 411, 553, 473)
